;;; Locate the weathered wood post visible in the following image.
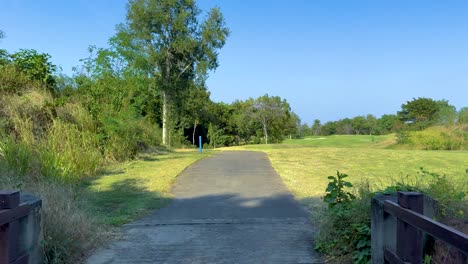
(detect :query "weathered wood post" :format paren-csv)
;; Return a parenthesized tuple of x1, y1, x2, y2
(0, 191, 25, 264)
(396, 192, 423, 263)
(0, 191, 42, 264)
(371, 194, 397, 264)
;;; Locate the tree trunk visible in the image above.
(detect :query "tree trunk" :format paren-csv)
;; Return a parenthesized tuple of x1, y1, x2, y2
(192, 120, 198, 145)
(263, 123, 268, 144)
(162, 91, 168, 146)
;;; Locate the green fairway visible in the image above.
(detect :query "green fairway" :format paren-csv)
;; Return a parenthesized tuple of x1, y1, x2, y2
(82, 150, 213, 226)
(224, 136, 468, 212)
(283, 134, 396, 148)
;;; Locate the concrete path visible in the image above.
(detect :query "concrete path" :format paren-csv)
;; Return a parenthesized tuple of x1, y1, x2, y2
(87, 151, 322, 264)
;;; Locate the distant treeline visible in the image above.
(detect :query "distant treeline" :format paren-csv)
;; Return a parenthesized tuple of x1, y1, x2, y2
(299, 98, 468, 137)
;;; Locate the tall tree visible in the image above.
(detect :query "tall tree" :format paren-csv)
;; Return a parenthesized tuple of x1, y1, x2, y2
(252, 94, 291, 144)
(113, 0, 229, 145)
(377, 114, 398, 134)
(311, 119, 321, 135)
(180, 85, 210, 145)
(398, 97, 439, 129)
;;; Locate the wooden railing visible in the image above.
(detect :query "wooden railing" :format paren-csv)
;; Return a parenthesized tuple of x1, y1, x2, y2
(0, 191, 31, 264)
(381, 191, 467, 264)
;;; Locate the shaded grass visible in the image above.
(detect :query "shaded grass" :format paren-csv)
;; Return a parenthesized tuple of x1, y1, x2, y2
(224, 136, 468, 213)
(82, 149, 214, 226)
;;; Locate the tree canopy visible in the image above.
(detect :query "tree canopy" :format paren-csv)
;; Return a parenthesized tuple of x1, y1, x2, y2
(112, 0, 229, 145)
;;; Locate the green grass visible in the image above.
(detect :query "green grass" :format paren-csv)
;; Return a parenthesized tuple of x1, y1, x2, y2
(82, 149, 213, 226)
(224, 136, 468, 213)
(282, 134, 395, 148)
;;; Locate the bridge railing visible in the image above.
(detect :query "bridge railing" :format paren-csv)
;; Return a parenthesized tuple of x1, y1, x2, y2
(371, 191, 467, 264)
(0, 191, 42, 264)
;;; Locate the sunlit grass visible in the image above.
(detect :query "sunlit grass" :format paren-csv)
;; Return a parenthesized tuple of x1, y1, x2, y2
(223, 136, 468, 212)
(82, 149, 214, 226)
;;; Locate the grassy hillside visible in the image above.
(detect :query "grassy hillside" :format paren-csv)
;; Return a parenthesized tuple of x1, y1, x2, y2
(396, 125, 468, 150)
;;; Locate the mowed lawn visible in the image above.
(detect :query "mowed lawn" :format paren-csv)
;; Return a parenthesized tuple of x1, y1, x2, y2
(225, 135, 468, 211)
(82, 149, 214, 226)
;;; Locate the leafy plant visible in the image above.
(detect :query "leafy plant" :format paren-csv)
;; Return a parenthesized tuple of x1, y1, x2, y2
(351, 223, 371, 264)
(323, 171, 356, 208)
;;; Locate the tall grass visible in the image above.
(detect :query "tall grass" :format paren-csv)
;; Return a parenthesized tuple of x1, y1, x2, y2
(404, 125, 467, 150)
(0, 172, 105, 264)
(40, 120, 102, 182)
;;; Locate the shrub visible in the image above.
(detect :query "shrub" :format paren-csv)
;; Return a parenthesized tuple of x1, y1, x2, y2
(315, 169, 467, 263)
(398, 126, 467, 150)
(0, 64, 43, 94)
(315, 172, 371, 264)
(101, 112, 161, 161)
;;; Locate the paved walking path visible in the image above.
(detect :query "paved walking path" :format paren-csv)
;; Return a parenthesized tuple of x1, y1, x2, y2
(87, 151, 322, 264)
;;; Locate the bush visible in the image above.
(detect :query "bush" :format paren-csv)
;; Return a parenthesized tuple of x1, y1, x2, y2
(315, 172, 371, 264)
(398, 126, 467, 150)
(101, 112, 161, 161)
(0, 64, 43, 94)
(315, 169, 467, 263)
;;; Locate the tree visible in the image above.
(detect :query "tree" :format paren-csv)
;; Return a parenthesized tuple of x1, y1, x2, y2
(436, 100, 457, 125)
(398, 97, 439, 129)
(311, 119, 321, 135)
(336, 118, 353, 134)
(352, 116, 368, 135)
(298, 123, 312, 137)
(321, 121, 337, 136)
(285, 112, 300, 139)
(10, 49, 57, 90)
(180, 85, 211, 145)
(113, 0, 229, 145)
(458, 107, 468, 124)
(377, 114, 398, 134)
(0, 30, 7, 65)
(252, 94, 291, 144)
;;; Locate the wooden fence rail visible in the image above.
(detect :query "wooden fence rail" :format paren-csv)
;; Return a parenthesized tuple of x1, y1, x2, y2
(373, 191, 468, 264)
(0, 191, 31, 264)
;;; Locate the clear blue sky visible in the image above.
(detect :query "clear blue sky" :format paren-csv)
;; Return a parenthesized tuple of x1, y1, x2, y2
(1, 1, 468, 124)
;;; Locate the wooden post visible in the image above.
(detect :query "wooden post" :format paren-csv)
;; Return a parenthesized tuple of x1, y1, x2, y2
(0, 191, 20, 264)
(396, 191, 423, 263)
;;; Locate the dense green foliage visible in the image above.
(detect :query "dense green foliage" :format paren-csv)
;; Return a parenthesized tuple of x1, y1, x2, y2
(112, 0, 229, 145)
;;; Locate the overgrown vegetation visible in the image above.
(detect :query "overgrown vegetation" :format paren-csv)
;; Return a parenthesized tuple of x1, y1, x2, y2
(397, 125, 468, 150)
(315, 169, 467, 263)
